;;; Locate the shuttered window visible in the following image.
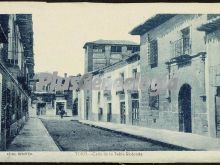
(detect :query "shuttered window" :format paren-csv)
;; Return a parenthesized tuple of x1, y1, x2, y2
(148, 40, 158, 68)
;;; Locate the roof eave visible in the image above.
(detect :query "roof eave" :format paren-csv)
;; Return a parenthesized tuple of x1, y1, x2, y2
(130, 14, 176, 36)
(129, 24, 145, 35)
(83, 41, 139, 49)
(197, 17, 220, 32)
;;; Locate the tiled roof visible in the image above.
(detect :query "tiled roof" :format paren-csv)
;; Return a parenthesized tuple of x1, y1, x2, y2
(197, 16, 220, 32)
(130, 14, 176, 35)
(83, 39, 139, 48)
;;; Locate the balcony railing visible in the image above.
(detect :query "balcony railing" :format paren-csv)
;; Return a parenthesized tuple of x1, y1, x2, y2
(171, 37, 191, 59)
(116, 88, 124, 95)
(103, 90, 111, 96)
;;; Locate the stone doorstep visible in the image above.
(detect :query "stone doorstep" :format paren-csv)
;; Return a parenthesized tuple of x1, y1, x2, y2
(79, 120, 220, 151)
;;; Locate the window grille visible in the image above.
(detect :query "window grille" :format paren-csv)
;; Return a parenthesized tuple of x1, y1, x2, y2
(148, 40, 158, 68)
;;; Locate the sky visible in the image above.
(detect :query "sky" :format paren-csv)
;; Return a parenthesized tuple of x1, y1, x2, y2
(28, 3, 218, 77)
(33, 3, 154, 77)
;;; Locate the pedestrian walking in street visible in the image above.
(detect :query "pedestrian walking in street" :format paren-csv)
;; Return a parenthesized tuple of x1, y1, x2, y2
(59, 107, 65, 119)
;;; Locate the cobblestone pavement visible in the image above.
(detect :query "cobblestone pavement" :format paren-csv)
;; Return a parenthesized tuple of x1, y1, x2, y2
(41, 119, 186, 151)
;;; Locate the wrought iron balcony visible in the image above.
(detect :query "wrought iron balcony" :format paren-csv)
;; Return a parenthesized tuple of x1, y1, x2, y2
(170, 37, 191, 61)
(116, 88, 124, 95)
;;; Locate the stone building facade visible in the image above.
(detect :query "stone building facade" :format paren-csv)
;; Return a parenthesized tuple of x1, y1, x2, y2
(0, 14, 34, 150)
(79, 14, 220, 139)
(130, 14, 220, 137)
(198, 15, 220, 138)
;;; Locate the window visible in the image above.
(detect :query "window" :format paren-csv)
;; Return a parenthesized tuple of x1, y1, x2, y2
(217, 87, 220, 97)
(98, 107, 103, 121)
(181, 27, 191, 55)
(99, 107, 103, 115)
(148, 40, 158, 68)
(93, 45, 105, 53)
(149, 94, 159, 110)
(127, 46, 132, 51)
(149, 86, 159, 110)
(127, 46, 140, 53)
(8, 59, 18, 65)
(111, 46, 122, 53)
(171, 27, 191, 58)
(132, 46, 140, 53)
(132, 68, 137, 79)
(116, 73, 124, 94)
(97, 91, 101, 104)
(56, 91, 64, 95)
(120, 72, 124, 82)
(120, 72, 125, 87)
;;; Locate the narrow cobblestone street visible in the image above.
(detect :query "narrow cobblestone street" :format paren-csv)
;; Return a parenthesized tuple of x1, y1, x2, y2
(41, 118, 186, 151)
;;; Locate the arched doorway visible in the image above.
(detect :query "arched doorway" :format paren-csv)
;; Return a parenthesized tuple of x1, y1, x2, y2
(178, 84, 192, 133)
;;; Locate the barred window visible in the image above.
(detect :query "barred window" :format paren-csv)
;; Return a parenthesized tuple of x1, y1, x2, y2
(148, 40, 158, 68)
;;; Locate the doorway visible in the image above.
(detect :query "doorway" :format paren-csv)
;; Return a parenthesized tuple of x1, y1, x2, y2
(56, 102, 65, 115)
(107, 103, 112, 122)
(120, 102, 126, 124)
(131, 92, 139, 125)
(132, 100, 139, 125)
(37, 102, 47, 115)
(178, 84, 192, 133)
(85, 98, 89, 120)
